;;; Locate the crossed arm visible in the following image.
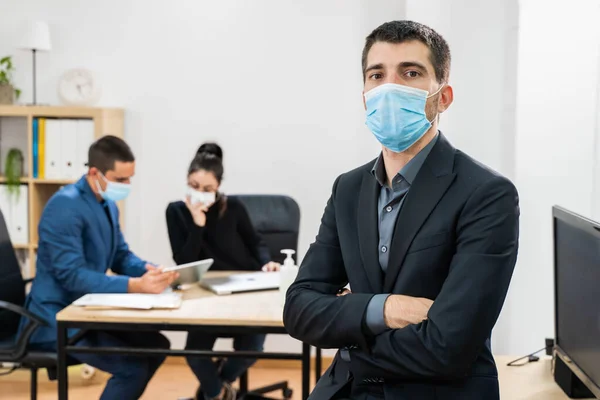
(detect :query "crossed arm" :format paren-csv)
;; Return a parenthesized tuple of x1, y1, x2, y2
(283, 176, 519, 379)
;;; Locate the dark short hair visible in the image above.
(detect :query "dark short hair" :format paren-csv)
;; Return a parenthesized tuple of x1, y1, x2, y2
(88, 135, 135, 173)
(362, 20, 451, 83)
(189, 142, 224, 183)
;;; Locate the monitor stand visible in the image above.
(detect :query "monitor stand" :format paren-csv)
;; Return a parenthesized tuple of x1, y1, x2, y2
(554, 355, 595, 398)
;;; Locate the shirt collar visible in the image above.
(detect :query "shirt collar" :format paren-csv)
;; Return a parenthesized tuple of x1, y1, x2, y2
(371, 132, 439, 188)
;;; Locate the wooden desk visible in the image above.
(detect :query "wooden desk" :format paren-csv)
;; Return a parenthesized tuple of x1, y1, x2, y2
(496, 355, 592, 399)
(56, 273, 312, 400)
(57, 275, 585, 400)
(58, 282, 286, 327)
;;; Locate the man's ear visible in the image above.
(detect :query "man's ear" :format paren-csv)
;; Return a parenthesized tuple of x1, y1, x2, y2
(438, 84, 454, 113)
(89, 167, 106, 179)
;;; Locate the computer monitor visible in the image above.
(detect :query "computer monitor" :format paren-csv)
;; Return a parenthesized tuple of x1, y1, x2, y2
(553, 205, 600, 398)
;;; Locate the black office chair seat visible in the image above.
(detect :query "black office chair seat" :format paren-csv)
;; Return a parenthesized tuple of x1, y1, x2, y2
(0, 334, 77, 373)
(19, 352, 58, 369)
(0, 336, 16, 348)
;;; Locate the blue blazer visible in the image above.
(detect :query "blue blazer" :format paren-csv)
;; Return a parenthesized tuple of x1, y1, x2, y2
(20, 176, 147, 345)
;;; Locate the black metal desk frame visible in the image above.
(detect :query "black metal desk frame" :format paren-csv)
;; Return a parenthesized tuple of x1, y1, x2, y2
(57, 320, 323, 400)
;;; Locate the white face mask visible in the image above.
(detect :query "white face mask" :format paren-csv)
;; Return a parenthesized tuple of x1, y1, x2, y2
(186, 187, 216, 206)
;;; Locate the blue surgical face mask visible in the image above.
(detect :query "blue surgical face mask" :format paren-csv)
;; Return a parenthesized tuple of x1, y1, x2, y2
(364, 83, 444, 153)
(95, 172, 131, 202)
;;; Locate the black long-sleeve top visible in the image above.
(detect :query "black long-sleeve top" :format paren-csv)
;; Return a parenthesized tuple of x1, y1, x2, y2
(165, 197, 271, 271)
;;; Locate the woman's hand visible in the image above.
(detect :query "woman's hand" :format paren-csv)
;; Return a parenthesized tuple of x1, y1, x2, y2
(184, 196, 209, 227)
(262, 261, 281, 272)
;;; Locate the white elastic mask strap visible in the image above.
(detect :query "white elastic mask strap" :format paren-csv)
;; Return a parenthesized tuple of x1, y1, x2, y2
(427, 83, 445, 99)
(95, 173, 106, 194)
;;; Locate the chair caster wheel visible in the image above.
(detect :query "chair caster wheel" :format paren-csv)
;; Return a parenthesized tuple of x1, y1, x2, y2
(283, 388, 293, 399)
(81, 364, 96, 380)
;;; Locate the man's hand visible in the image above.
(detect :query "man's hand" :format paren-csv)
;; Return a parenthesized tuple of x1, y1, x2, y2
(262, 261, 281, 272)
(128, 265, 179, 294)
(337, 288, 351, 296)
(384, 295, 433, 329)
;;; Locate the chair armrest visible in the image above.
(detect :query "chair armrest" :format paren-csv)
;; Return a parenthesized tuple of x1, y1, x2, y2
(0, 300, 49, 362)
(0, 300, 47, 326)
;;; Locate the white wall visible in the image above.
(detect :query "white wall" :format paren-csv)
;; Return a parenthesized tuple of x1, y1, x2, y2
(507, 0, 600, 355)
(405, 0, 600, 358)
(0, 0, 403, 354)
(405, 0, 518, 180)
(6, 0, 600, 360)
(404, 0, 519, 354)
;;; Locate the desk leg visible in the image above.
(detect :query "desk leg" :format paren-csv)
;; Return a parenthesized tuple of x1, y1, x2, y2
(302, 342, 310, 399)
(315, 347, 322, 383)
(239, 371, 248, 394)
(57, 322, 68, 400)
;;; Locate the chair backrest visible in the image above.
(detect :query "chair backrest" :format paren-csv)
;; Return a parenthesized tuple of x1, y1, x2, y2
(231, 194, 300, 264)
(0, 209, 27, 340)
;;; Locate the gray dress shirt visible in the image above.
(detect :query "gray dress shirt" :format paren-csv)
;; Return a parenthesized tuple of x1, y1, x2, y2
(363, 133, 439, 335)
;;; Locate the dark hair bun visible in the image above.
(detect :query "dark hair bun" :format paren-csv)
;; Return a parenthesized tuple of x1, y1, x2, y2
(197, 142, 223, 161)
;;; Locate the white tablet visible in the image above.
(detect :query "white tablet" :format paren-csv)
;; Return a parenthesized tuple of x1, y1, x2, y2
(162, 258, 214, 273)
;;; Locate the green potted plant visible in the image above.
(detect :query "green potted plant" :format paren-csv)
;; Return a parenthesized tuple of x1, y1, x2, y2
(0, 56, 21, 105)
(4, 148, 24, 200)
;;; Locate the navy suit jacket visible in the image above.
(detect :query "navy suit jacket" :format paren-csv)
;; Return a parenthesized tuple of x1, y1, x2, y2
(20, 176, 147, 345)
(283, 133, 520, 400)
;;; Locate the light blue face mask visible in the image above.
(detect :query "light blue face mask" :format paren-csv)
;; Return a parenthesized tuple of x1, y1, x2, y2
(364, 83, 444, 153)
(95, 172, 131, 202)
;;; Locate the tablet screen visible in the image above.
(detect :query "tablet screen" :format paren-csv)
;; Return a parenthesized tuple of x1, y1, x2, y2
(162, 258, 214, 273)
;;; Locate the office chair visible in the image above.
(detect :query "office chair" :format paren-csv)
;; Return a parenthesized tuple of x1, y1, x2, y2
(229, 194, 300, 400)
(0, 209, 55, 400)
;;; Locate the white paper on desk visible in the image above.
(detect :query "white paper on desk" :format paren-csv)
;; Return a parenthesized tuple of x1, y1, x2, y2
(73, 293, 182, 310)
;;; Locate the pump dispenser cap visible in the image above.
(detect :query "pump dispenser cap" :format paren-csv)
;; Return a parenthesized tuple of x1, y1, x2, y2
(281, 249, 296, 267)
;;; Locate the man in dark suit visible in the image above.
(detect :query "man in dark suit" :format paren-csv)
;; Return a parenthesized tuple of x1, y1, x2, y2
(283, 20, 519, 400)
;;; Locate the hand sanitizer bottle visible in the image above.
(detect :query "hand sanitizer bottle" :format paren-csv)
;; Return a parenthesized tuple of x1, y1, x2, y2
(279, 249, 298, 303)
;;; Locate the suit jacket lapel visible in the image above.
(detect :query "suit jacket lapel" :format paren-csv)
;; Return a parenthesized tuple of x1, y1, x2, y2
(357, 168, 384, 293)
(105, 203, 118, 253)
(383, 134, 457, 292)
(76, 177, 111, 252)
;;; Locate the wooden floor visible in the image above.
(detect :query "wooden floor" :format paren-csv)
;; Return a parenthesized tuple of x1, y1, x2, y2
(0, 356, 574, 400)
(0, 362, 308, 400)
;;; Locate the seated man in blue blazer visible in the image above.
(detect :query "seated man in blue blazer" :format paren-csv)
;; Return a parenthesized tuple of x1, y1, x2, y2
(20, 135, 178, 400)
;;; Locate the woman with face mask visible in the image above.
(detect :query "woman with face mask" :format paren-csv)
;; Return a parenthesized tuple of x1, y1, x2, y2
(165, 143, 279, 400)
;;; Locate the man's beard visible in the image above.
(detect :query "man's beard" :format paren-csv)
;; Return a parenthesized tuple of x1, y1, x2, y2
(425, 94, 440, 123)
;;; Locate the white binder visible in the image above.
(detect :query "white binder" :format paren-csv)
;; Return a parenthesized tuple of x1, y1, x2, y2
(60, 119, 78, 180)
(76, 119, 95, 176)
(11, 185, 28, 244)
(0, 184, 28, 245)
(44, 119, 62, 179)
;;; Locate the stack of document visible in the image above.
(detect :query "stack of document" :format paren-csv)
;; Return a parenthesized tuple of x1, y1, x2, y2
(73, 293, 182, 310)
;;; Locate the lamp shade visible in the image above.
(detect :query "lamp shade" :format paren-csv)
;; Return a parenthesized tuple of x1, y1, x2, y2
(18, 21, 51, 51)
